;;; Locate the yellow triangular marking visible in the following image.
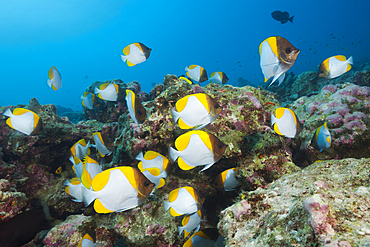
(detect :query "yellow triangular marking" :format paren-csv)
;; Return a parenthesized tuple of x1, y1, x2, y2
(168, 188, 179, 203)
(94, 199, 114, 213)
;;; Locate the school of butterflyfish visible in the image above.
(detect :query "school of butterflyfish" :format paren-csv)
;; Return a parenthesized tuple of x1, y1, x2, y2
(2, 35, 349, 245)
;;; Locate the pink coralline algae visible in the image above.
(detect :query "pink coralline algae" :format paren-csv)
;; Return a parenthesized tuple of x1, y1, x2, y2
(303, 194, 336, 244)
(226, 200, 251, 219)
(322, 84, 337, 93)
(326, 114, 343, 125)
(242, 92, 262, 109)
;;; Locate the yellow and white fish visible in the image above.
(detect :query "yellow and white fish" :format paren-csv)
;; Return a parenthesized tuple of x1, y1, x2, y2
(318, 55, 353, 79)
(271, 107, 302, 138)
(164, 186, 204, 217)
(70, 138, 91, 161)
(259, 36, 300, 86)
(94, 83, 122, 102)
(92, 132, 113, 157)
(213, 168, 240, 191)
(183, 228, 225, 247)
(47, 66, 62, 91)
(311, 122, 331, 152)
(121, 42, 152, 67)
(178, 209, 205, 238)
(82, 166, 155, 213)
(80, 155, 103, 189)
(3, 108, 43, 135)
(169, 130, 226, 172)
(136, 151, 169, 189)
(171, 93, 222, 129)
(64, 177, 85, 202)
(78, 232, 103, 247)
(125, 89, 147, 124)
(185, 65, 208, 83)
(81, 92, 97, 110)
(209, 72, 229, 85)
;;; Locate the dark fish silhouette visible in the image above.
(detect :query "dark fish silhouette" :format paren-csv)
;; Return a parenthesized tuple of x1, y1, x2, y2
(271, 11, 294, 24)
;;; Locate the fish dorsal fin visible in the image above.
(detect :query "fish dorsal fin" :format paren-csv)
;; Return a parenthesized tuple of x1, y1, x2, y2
(113, 84, 119, 93)
(78, 139, 87, 146)
(81, 165, 92, 189)
(91, 169, 111, 191)
(70, 177, 81, 185)
(123, 45, 131, 55)
(188, 65, 198, 70)
(275, 108, 286, 119)
(157, 178, 165, 188)
(210, 72, 216, 78)
(13, 108, 30, 115)
(177, 157, 194, 170)
(182, 214, 190, 226)
(134, 42, 144, 53)
(221, 169, 228, 184)
(334, 55, 347, 61)
(99, 83, 109, 90)
(168, 188, 180, 203)
(175, 95, 190, 112)
(194, 93, 209, 112)
(144, 151, 159, 160)
(178, 118, 193, 129)
(175, 130, 211, 151)
(118, 167, 138, 191)
(184, 187, 198, 201)
(144, 167, 161, 176)
(94, 198, 114, 214)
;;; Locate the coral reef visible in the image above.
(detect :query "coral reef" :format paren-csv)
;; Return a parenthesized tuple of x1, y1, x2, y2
(218, 158, 370, 246)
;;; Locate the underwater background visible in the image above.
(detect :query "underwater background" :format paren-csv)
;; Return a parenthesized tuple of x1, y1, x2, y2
(2, 0, 370, 246)
(1, 0, 369, 110)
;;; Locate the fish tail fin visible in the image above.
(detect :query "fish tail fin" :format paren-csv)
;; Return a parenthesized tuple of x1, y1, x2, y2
(185, 66, 189, 72)
(163, 200, 171, 211)
(271, 112, 277, 126)
(120, 54, 127, 62)
(347, 56, 353, 65)
(47, 79, 52, 88)
(289, 16, 294, 23)
(2, 108, 13, 117)
(178, 226, 184, 236)
(135, 151, 144, 161)
(171, 108, 180, 123)
(168, 146, 179, 162)
(82, 188, 96, 207)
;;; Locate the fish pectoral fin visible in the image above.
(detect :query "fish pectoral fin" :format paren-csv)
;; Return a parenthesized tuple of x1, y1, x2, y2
(177, 158, 195, 171)
(199, 163, 214, 172)
(94, 199, 114, 214)
(127, 60, 136, 67)
(157, 178, 165, 188)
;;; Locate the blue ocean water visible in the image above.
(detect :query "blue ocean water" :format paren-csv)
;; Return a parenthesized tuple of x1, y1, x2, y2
(0, 0, 369, 111)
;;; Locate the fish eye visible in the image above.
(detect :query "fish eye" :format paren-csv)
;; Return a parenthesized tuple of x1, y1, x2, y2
(214, 104, 220, 109)
(144, 181, 150, 187)
(218, 143, 225, 149)
(285, 47, 293, 54)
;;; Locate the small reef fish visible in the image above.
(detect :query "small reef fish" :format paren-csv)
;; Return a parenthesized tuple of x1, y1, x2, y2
(80, 155, 103, 189)
(271, 107, 302, 138)
(179, 76, 193, 84)
(78, 231, 103, 247)
(92, 132, 113, 157)
(213, 168, 240, 191)
(82, 166, 155, 214)
(94, 83, 122, 102)
(3, 108, 43, 135)
(81, 92, 97, 110)
(178, 209, 205, 238)
(70, 138, 91, 161)
(318, 55, 353, 79)
(171, 93, 222, 129)
(185, 65, 208, 83)
(259, 36, 300, 86)
(164, 186, 204, 217)
(121, 42, 152, 67)
(271, 10, 294, 24)
(47, 66, 62, 91)
(209, 72, 229, 85)
(64, 177, 85, 202)
(311, 122, 331, 152)
(183, 228, 225, 247)
(125, 89, 147, 124)
(169, 130, 226, 172)
(136, 151, 169, 189)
